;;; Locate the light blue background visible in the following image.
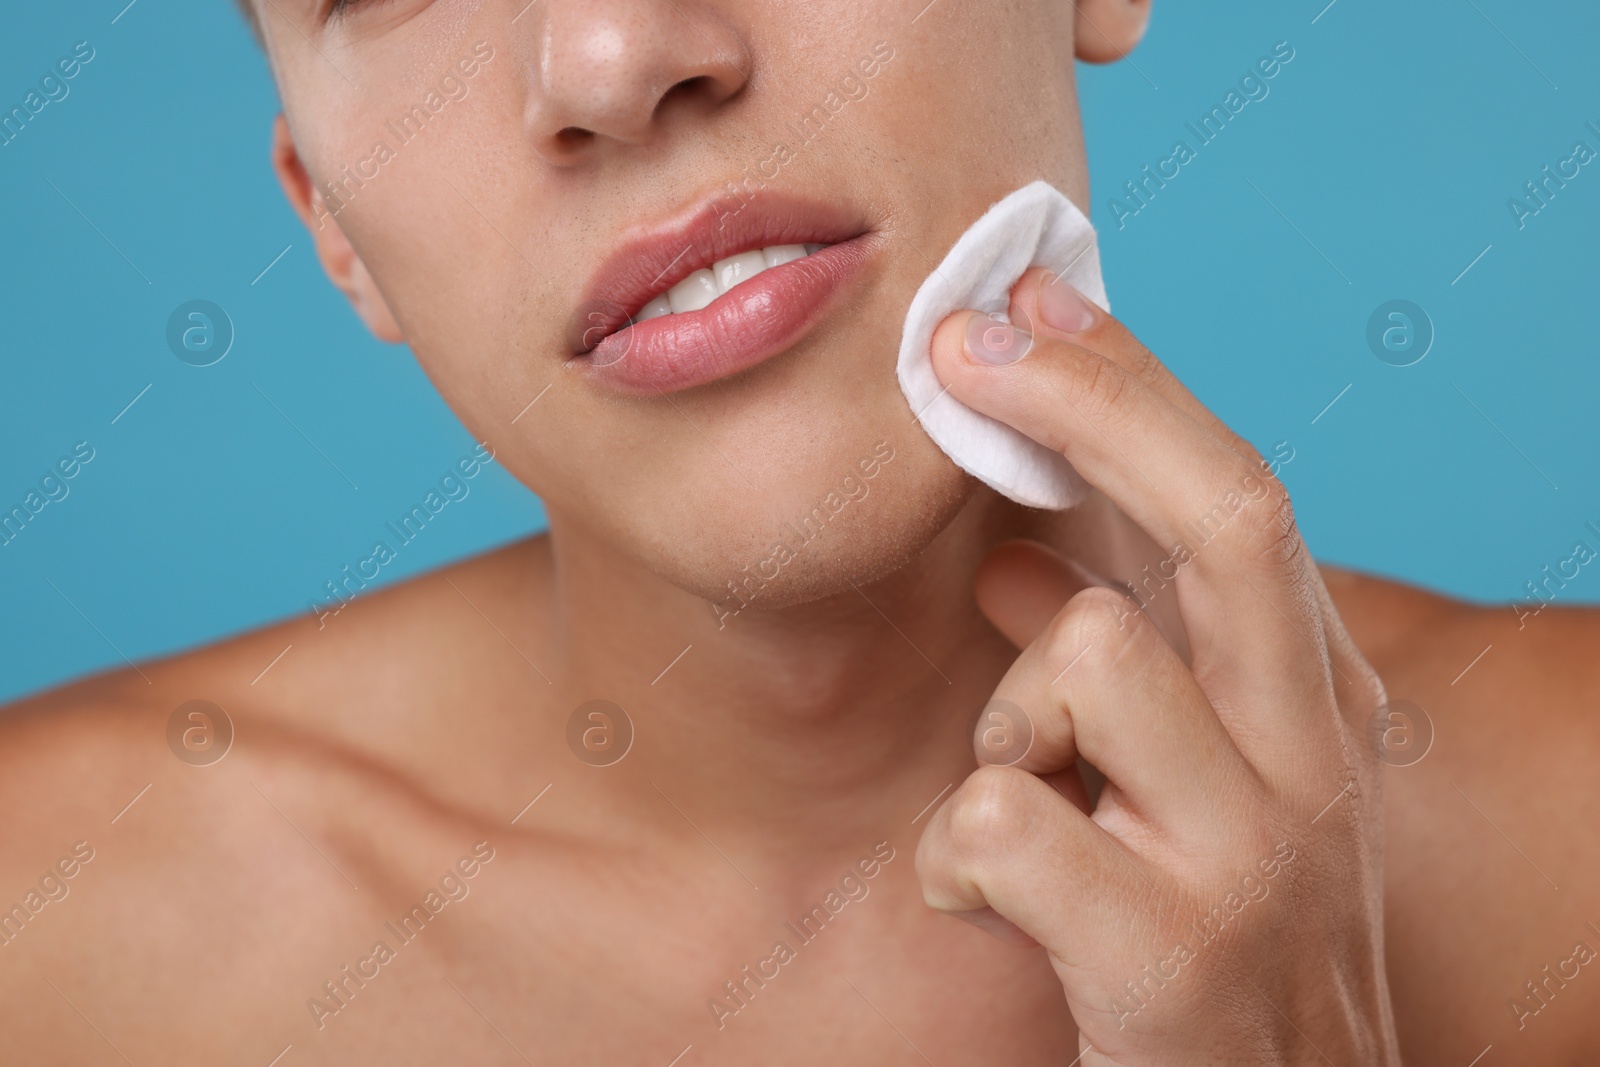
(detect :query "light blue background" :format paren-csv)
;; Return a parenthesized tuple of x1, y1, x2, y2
(2, 1, 1596, 702)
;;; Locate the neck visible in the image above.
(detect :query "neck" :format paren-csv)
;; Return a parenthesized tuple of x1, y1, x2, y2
(537, 487, 1158, 865)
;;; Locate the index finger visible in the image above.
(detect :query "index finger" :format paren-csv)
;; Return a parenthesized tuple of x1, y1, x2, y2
(929, 306, 1336, 764)
(1010, 269, 1376, 712)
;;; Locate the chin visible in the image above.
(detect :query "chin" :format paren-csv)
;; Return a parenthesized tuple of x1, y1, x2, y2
(699, 444, 974, 619)
(597, 410, 977, 618)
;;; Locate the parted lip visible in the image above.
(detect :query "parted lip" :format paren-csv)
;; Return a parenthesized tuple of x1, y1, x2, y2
(566, 191, 870, 354)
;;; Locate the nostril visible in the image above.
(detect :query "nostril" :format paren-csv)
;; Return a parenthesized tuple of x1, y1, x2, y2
(555, 127, 595, 151)
(658, 75, 717, 113)
(670, 75, 712, 97)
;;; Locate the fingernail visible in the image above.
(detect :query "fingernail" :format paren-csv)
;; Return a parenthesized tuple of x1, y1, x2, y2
(965, 313, 1033, 365)
(1038, 273, 1096, 334)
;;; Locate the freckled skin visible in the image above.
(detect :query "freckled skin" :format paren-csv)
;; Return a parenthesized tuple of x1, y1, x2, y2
(2, 1, 1597, 1063)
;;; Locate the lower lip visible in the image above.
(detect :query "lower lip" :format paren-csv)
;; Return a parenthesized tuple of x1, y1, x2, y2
(573, 237, 873, 394)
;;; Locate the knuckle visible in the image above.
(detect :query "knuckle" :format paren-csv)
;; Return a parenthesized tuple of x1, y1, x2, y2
(1319, 592, 1390, 724)
(1234, 479, 1305, 571)
(1351, 663, 1388, 721)
(1340, 665, 1392, 771)
(1060, 352, 1136, 426)
(942, 766, 1040, 858)
(1230, 435, 1268, 470)
(1121, 334, 1169, 392)
(1366, 670, 1389, 715)
(1043, 586, 1138, 669)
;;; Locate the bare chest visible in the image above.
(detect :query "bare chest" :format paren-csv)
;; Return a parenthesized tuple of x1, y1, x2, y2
(279, 842, 1078, 1066)
(7, 808, 1076, 1066)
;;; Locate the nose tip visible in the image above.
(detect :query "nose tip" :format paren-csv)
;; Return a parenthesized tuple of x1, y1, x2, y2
(526, 4, 750, 164)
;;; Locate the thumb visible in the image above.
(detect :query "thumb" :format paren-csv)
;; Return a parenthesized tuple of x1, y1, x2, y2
(974, 539, 1110, 648)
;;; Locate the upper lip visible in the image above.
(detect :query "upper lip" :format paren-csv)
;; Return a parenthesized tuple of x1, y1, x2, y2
(568, 191, 869, 353)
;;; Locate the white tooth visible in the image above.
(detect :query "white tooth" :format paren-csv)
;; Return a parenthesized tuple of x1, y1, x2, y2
(635, 294, 672, 322)
(762, 244, 809, 268)
(803, 243, 827, 255)
(666, 269, 719, 314)
(712, 251, 769, 294)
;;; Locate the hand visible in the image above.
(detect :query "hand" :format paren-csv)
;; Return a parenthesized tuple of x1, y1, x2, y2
(913, 269, 1401, 1064)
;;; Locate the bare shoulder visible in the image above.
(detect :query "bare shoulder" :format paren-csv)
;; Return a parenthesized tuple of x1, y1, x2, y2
(1321, 565, 1600, 1064)
(1322, 563, 1600, 699)
(0, 537, 555, 1060)
(0, 536, 552, 877)
(1321, 564, 1600, 779)
(0, 532, 554, 797)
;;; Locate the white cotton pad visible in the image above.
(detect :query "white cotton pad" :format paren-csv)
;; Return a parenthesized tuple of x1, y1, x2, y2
(897, 180, 1108, 510)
